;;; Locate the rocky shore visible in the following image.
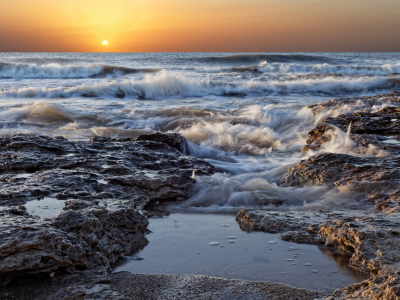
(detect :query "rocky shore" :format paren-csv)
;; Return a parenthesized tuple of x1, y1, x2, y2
(1, 92, 400, 299)
(0, 132, 215, 298)
(238, 92, 400, 300)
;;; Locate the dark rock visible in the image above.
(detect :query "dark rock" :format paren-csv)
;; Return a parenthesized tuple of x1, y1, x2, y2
(0, 199, 148, 285)
(0, 133, 213, 286)
(284, 93, 400, 212)
(0, 134, 213, 207)
(134, 132, 188, 153)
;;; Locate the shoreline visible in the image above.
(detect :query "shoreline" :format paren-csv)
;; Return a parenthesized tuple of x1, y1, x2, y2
(0, 92, 400, 299)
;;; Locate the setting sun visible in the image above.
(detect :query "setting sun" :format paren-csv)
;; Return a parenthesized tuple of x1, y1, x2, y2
(102, 40, 108, 46)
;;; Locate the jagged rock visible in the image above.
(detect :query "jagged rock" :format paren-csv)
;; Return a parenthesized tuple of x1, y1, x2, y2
(0, 199, 148, 285)
(0, 134, 213, 207)
(0, 133, 213, 285)
(134, 132, 188, 153)
(284, 93, 400, 212)
(333, 272, 400, 299)
(237, 209, 400, 276)
(109, 175, 196, 201)
(307, 91, 400, 118)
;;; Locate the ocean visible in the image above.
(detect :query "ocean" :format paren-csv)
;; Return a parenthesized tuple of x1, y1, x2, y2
(1, 52, 399, 211)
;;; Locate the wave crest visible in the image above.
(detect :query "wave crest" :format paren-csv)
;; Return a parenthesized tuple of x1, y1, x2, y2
(1, 71, 400, 99)
(0, 62, 159, 79)
(190, 54, 333, 64)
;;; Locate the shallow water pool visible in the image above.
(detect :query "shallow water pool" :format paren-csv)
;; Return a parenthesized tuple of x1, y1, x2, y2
(113, 213, 369, 293)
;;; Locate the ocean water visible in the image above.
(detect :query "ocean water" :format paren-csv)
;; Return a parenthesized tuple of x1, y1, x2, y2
(1, 52, 400, 211)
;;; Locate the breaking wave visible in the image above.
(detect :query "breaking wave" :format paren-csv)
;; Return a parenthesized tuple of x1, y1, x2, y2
(1, 70, 399, 99)
(226, 61, 400, 76)
(189, 54, 334, 64)
(0, 62, 160, 79)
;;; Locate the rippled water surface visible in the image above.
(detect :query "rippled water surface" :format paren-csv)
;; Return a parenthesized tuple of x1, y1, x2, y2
(1, 52, 399, 210)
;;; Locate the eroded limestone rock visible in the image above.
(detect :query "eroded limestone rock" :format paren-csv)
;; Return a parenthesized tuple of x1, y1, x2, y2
(283, 92, 400, 213)
(0, 200, 148, 285)
(0, 133, 213, 285)
(236, 209, 400, 275)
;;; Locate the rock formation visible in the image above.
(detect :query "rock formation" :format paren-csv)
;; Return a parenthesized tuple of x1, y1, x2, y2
(238, 92, 400, 299)
(0, 133, 213, 287)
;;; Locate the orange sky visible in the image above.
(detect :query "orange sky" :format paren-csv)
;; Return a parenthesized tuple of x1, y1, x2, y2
(1, 0, 399, 52)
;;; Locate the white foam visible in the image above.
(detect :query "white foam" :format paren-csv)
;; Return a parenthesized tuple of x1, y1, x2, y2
(1, 70, 398, 99)
(258, 61, 400, 76)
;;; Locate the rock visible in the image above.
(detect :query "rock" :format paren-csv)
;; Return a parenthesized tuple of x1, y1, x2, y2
(0, 134, 213, 207)
(237, 209, 400, 276)
(108, 175, 195, 201)
(307, 91, 400, 118)
(236, 93, 400, 299)
(134, 132, 188, 153)
(0, 133, 213, 285)
(333, 272, 400, 299)
(283, 93, 400, 212)
(0, 199, 148, 285)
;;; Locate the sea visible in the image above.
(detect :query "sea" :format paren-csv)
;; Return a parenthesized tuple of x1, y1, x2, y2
(0, 52, 399, 211)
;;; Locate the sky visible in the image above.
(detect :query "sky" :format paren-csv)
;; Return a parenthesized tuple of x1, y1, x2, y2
(0, 0, 399, 52)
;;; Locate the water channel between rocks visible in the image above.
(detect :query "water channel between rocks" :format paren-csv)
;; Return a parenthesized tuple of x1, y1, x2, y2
(113, 213, 369, 293)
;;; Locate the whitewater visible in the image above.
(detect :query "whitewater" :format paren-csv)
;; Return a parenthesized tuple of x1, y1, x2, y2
(0, 52, 399, 211)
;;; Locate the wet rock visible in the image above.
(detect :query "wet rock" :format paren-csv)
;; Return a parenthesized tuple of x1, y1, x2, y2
(237, 209, 400, 276)
(0, 199, 148, 285)
(109, 175, 195, 201)
(283, 93, 400, 212)
(307, 91, 400, 118)
(0, 134, 213, 207)
(0, 133, 213, 286)
(333, 272, 400, 299)
(134, 132, 188, 153)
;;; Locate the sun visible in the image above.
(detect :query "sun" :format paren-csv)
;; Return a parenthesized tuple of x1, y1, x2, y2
(102, 40, 108, 46)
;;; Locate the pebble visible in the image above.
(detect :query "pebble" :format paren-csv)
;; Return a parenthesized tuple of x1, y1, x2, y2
(229, 236, 236, 239)
(331, 270, 339, 273)
(269, 241, 277, 244)
(312, 270, 318, 273)
(287, 259, 294, 261)
(222, 224, 230, 227)
(229, 240, 235, 243)
(197, 252, 201, 254)
(220, 245, 224, 247)
(210, 242, 219, 246)
(304, 263, 312, 266)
